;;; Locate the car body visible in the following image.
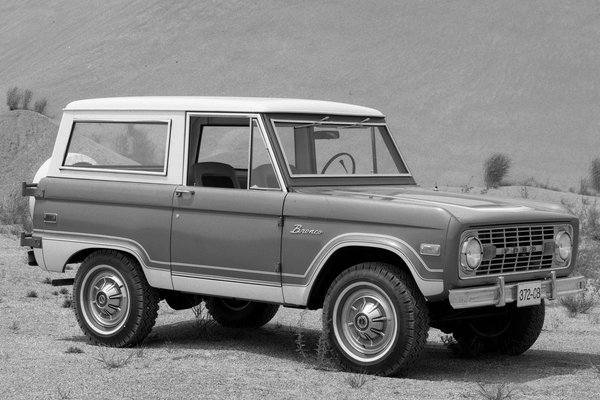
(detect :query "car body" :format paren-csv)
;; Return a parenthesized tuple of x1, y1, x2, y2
(22, 96, 586, 375)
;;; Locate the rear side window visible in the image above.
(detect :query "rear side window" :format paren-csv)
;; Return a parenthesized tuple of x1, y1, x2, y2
(63, 121, 170, 174)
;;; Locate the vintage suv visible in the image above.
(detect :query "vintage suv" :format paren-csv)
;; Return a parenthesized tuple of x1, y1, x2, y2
(21, 97, 585, 376)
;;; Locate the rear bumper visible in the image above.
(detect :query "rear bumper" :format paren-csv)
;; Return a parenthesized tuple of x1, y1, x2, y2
(448, 273, 586, 309)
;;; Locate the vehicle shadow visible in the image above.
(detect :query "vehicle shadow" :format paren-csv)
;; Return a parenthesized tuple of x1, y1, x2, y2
(69, 317, 597, 382)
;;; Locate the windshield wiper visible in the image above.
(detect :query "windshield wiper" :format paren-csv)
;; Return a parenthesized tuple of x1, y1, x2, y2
(295, 116, 330, 129)
(344, 117, 371, 128)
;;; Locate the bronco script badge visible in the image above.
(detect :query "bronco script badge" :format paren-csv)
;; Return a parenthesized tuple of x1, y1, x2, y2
(290, 224, 324, 235)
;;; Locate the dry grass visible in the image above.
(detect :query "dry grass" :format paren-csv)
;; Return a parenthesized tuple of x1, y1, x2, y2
(190, 302, 217, 339)
(65, 346, 84, 354)
(561, 294, 596, 318)
(344, 373, 370, 389)
(93, 349, 135, 369)
(475, 383, 515, 400)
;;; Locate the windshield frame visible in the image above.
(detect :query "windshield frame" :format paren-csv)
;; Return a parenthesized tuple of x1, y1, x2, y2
(265, 113, 416, 188)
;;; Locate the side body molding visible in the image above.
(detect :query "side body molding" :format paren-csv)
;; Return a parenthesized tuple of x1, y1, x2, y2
(36, 230, 173, 290)
(282, 233, 444, 306)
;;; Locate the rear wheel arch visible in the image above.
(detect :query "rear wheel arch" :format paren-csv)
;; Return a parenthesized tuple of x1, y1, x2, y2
(66, 247, 150, 279)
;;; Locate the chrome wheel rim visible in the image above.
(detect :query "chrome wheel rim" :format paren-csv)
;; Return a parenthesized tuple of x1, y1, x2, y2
(332, 282, 397, 363)
(80, 264, 130, 336)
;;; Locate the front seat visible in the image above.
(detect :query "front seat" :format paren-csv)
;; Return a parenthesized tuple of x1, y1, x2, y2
(193, 162, 240, 188)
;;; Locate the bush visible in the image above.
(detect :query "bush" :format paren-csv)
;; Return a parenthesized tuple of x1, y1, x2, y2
(5, 87, 48, 116)
(591, 158, 600, 192)
(34, 98, 48, 115)
(6, 87, 21, 110)
(21, 89, 32, 110)
(560, 293, 596, 317)
(483, 153, 511, 189)
(0, 186, 32, 231)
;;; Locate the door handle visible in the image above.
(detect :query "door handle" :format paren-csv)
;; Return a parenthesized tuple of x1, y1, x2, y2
(175, 189, 195, 197)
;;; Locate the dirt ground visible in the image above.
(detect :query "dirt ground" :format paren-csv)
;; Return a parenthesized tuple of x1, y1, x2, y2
(1, 233, 599, 400)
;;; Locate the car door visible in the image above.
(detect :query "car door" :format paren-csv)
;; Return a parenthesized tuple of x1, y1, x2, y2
(171, 115, 286, 303)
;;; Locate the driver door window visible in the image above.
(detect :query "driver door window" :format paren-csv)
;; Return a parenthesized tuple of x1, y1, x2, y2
(189, 117, 280, 190)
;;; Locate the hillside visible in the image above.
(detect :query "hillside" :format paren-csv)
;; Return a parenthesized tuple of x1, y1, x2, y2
(0, 110, 57, 200)
(1, 0, 599, 188)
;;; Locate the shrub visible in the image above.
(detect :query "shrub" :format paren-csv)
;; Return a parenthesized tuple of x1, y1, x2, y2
(191, 302, 216, 339)
(26, 290, 38, 298)
(65, 346, 84, 354)
(6, 87, 21, 110)
(4, 86, 49, 116)
(62, 297, 72, 308)
(345, 373, 369, 389)
(21, 89, 32, 109)
(483, 153, 511, 189)
(0, 186, 32, 231)
(476, 382, 515, 400)
(591, 158, 600, 192)
(94, 350, 134, 369)
(34, 98, 48, 115)
(560, 293, 596, 317)
(580, 177, 591, 196)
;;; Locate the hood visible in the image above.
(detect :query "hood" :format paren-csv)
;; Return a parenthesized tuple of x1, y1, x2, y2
(293, 186, 573, 224)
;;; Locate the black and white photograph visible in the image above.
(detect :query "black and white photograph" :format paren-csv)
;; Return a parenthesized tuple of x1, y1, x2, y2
(1, 1, 599, 399)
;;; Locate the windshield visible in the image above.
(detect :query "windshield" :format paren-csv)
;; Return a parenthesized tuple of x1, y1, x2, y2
(272, 119, 409, 177)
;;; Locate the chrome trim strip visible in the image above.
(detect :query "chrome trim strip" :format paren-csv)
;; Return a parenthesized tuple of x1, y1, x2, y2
(282, 233, 444, 305)
(283, 279, 444, 306)
(34, 229, 169, 267)
(283, 232, 443, 280)
(37, 230, 282, 282)
(172, 275, 284, 303)
(172, 272, 280, 287)
(171, 261, 280, 277)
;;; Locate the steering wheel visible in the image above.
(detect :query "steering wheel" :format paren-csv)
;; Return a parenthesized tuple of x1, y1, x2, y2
(321, 152, 357, 174)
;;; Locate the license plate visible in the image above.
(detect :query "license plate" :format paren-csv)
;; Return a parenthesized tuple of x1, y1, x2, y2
(517, 282, 542, 307)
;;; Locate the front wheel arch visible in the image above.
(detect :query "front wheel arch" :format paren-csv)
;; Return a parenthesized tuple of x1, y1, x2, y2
(307, 246, 411, 309)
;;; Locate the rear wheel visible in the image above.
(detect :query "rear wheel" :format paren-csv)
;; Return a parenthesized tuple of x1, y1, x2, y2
(73, 250, 159, 347)
(322, 262, 429, 376)
(206, 297, 279, 328)
(452, 301, 545, 356)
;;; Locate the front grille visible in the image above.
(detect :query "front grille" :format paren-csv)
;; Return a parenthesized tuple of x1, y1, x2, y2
(474, 225, 556, 276)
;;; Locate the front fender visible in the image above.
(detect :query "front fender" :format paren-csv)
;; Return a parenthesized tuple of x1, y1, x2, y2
(282, 233, 444, 306)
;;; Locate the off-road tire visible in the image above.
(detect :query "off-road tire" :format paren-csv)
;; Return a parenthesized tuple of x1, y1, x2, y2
(322, 262, 429, 376)
(452, 301, 545, 357)
(73, 250, 159, 347)
(497, 301, 545, 355)
(206, 297, 279, 328)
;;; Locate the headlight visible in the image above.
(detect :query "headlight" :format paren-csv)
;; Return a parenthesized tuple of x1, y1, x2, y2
(555, 230, 572, 262)
(461, 236, 483, 271)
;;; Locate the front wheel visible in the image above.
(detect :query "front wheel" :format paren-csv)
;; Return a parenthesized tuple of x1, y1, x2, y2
(323, 262, 429, 376)
(73, 250, 159, 347)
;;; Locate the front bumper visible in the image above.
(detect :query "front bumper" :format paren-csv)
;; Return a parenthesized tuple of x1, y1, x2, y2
(448, 273, 586, 309)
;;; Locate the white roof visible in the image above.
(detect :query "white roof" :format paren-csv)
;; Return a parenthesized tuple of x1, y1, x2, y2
(65, 96, 385, 117)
